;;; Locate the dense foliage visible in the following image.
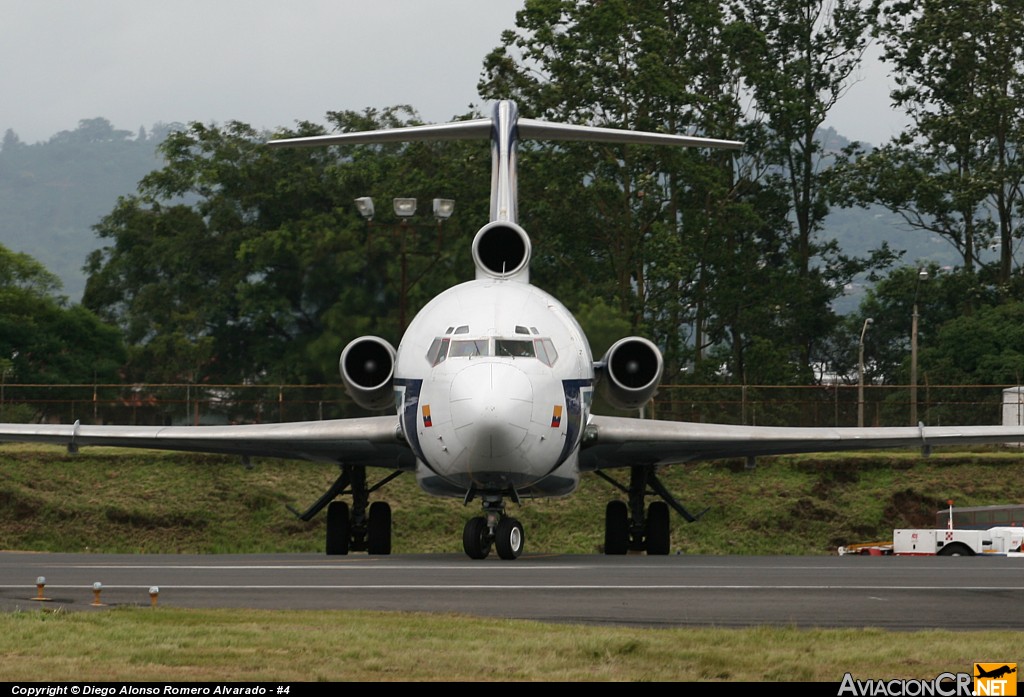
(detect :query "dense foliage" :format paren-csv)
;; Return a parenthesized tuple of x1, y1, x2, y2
(83, 111, 489, 405)
(0, 244, 124, 420)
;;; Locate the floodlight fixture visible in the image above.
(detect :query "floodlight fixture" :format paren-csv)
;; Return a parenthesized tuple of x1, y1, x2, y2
(354, 197, 375, 220)
(393, 198, 417, 218)
(433, 198, 455, 220)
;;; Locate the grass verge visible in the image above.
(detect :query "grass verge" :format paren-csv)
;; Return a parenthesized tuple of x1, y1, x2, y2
(1, 444, 1022, 554)
(0, 607, 1016, 682)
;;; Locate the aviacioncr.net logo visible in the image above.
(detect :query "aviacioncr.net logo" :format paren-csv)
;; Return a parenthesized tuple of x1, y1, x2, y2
(838, 672, 972, 696)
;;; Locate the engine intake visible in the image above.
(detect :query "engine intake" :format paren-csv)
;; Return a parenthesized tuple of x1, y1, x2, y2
(472, 221, 531, 281)
(597, 337, 663, 410)
(339, 336, 396, 410)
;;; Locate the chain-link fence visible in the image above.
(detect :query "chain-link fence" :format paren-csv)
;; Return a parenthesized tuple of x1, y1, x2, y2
(1, 382, 1020, 428)
(650, 383, 1014, 427)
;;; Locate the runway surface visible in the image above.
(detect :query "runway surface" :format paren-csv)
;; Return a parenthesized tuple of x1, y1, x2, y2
(1, 552, 1022, 629)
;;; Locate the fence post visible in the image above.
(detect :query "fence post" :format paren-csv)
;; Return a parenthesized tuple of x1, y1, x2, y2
(741, 384, 747, 425)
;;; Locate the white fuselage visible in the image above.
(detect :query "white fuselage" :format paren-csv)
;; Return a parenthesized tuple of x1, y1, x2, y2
(393, 279, 594, 499)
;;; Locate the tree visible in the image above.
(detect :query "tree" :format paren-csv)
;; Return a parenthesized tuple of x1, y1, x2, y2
(0, 245, 124, 421)
(832, 265, 994, 386)
(844, 0, 1024, 284)
(729, 0, 896, 376)
(920, 302, 1024, 385)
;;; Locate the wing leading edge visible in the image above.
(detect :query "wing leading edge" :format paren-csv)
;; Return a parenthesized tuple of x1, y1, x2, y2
(0, 416, 414, 469)
(580, 415, 1024, 470)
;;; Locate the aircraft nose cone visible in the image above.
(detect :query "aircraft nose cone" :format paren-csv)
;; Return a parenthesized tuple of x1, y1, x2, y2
(449, 362, 533, 459)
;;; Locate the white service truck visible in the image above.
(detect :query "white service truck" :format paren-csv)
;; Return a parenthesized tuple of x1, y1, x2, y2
(892, 526, 1024, 556)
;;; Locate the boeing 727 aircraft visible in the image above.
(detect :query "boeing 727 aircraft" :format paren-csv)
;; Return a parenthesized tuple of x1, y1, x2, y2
(3, 101, 1024, 559)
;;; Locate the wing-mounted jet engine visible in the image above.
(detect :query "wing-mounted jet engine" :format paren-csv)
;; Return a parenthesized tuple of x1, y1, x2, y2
(596, 337, 664, 411)
(340, 336, 396, 411)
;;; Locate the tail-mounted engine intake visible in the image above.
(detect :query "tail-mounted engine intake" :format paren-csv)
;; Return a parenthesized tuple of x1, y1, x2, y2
(472, 221, 531, 282)
(339, 336, 396, 411)
(596, 337, 664, 411)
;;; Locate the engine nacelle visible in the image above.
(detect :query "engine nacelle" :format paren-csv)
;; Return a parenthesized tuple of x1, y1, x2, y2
(596, 337, 664, 411)
(339, 336, 396, 411)
(472, 221, 531, 282)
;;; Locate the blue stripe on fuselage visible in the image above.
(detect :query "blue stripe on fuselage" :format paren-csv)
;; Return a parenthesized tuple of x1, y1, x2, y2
(556, 378, 593, 470)
(393, 377, 426, 463)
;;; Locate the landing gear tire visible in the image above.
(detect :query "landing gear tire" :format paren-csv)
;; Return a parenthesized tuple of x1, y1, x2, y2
(463, 516, 491, 560)
(495, 517, 524, 560)
(938, 543, 974, 556)
(326, 501, 350, 555)
(367, 501, 392, 555)
(604, 500, 629, 555)
(645, 501, 671, 555)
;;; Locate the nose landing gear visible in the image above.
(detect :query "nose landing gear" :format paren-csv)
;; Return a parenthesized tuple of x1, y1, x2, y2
(462, 498, 524, 560)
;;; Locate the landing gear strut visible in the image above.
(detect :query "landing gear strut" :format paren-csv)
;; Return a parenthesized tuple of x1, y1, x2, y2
(596, 465, 706, 555)
(288, 464, 402, 556)
(462, 497, 524, 560)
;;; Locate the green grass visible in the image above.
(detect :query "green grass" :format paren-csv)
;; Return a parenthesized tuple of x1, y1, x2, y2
(1, 444, 1022, 554)
(0, 607, 1016, 682)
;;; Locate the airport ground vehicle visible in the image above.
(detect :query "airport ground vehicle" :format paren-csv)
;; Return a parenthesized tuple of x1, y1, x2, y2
(839, 527, 1024, 556)
(893, 527, 1024, 555)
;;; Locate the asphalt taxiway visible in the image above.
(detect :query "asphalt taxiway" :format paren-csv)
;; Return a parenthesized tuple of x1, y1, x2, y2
(1, 552, 1021, 629)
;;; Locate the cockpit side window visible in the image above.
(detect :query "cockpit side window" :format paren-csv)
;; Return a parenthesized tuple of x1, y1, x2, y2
(426, 337, 450, 366)
(534, 339, 558, 367)
(534, 339, 550, 365)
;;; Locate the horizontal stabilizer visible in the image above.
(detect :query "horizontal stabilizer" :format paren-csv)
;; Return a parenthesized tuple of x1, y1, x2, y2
(266, 119, 493, 148)
(517, 118, 743, 150)
(267, 111, 743, 151)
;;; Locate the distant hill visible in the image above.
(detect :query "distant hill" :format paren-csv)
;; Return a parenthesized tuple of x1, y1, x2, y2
(0, 119, 963, 307)
(0, 119, 176, 300)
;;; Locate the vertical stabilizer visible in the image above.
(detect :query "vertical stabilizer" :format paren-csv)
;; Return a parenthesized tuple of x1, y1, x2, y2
(489, 101, 519, 224)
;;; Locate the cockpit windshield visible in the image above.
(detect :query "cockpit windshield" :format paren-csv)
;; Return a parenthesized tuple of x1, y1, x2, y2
(426, 331, 558, 367)
(449, 339, 490, 358)
(496, 339, 534, 358)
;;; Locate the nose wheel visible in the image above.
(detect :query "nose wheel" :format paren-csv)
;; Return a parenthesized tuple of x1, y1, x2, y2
(462, 507, 525, 560)
(495, 517, 524, 559)
(463, 516, 491, 559)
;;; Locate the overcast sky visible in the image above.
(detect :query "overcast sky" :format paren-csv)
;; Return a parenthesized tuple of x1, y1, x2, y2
(0, 0, 900, 146)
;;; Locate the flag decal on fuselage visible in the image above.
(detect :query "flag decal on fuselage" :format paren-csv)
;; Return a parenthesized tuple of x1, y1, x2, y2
(422, 405, 432, 427)
(551, 405, 562, 428)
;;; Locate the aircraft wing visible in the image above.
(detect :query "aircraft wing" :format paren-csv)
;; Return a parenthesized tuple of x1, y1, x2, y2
(580, 415, 1024, 470)
(0, 417, 415, 469)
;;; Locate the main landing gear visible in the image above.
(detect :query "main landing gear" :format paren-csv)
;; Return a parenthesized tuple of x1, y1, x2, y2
(462, 497, 524, 560)
(596, 465, 707, 555)
(288, 463, 402, 556)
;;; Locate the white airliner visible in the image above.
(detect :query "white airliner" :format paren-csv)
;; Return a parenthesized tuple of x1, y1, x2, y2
(3, 100, 1024, 559)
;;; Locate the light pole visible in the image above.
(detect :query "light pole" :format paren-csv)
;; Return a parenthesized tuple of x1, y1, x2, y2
(858, 317, 873, 427)
(909, 268, 929, 426)
(355, 197, 455, 332)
